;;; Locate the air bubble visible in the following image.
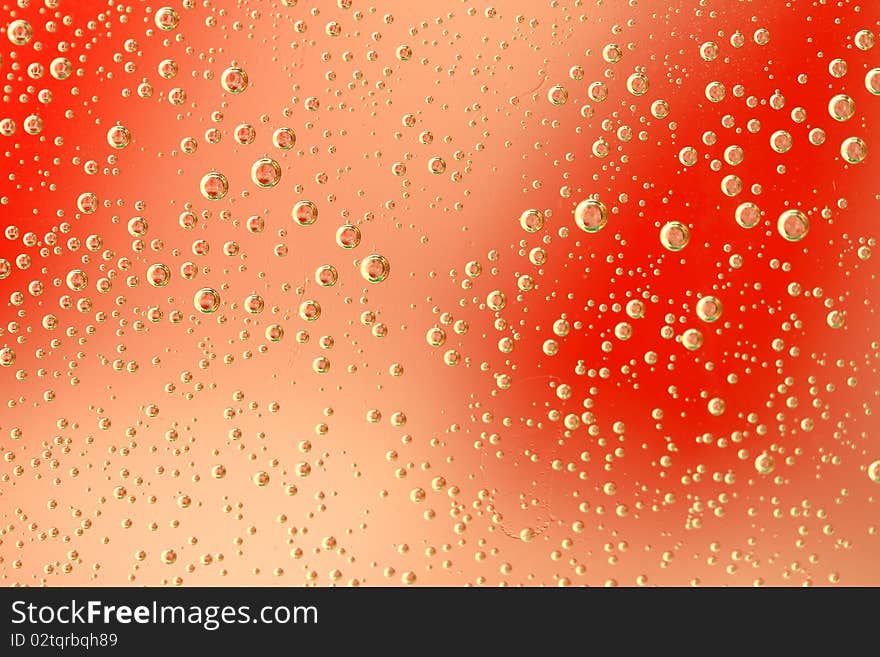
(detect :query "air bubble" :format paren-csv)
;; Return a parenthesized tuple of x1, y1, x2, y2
(574, 199, 608, 233)
(660, 221, 690, 251)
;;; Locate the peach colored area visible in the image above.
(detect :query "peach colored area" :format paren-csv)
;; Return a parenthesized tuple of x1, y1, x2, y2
(1, 0, 879, 586)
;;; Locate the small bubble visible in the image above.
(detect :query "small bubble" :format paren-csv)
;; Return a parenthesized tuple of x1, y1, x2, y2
(519, 209, 545, 233)
(220, 67, 249, 94)
(721, 174, 743, 196)
(273, 128, 296, 150)
(678, 146, 698, 167)
(626, 72, 649, 96)
(769, 130, 792, 154)
(602, 43, 623, 63)
(626, 299, 645, 319)
(154, 7, 181, 31)
(200, 172, 229, 201)
(777, 209, 809, 241)
(547, 84, 568, 106)
(265, 324, 284, 342)
(0, 346, 16, 367)
(426, 326, 446, 347)
(428, 156, 446, 174)
(107, 125, 132, 149)
(360, 254, 391, 283)
(707, 397, 726, 416)
(299, 300, 322, 321)
(331, 222, 360, 250)
(659, 221, 690, 251)
(194, 288, 221, 314)
(147, 264, 171, 288)
(828, 94, 855, 122)
(828, 58, 848, 78)
(77, 192, 99, 214)
(696, 296, 722, 322)
(705, 81, 726, 103)
(840, 137, 867, 164)
(292, 200, 318, 227)
(826, 310, 846, 329)
(574, 199, 608, 233)
(651, 99, 670, 119)
(614, 322, 633, 340)
(588, 81, 608, 102)
(235, 123, 256, 145)
(6, 19, 33, 46)
(244, 294, 265, 314)
(50, 57, 73, 81)
(681, 328, 703, 350)
(854, 29, 875, 51)
(735, 202, 761, 229)
(865, 69, 880, 95)
(251, 157, 281, 188)
(723, 145, 744, 166)
(755, 452, 775, 475)
(486, 290, 507, 311)
(699, 42, 719, 61)
(315, 264, 338, 286)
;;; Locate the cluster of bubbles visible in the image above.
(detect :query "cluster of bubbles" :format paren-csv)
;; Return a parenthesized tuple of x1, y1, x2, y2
(0, 0, 878, 589)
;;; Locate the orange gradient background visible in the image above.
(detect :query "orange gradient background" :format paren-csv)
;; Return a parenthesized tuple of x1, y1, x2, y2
(1, 0, 879, 586)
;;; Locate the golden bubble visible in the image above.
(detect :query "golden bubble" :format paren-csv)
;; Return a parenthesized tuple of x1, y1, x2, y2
(777, 209, 809, 241)
(519, 208, 545, 233)
(220, 67, 249, 94)
(335, 223, 362, 249)
(547, 84, 568, 106)
(360, 254, 391, 283)
(696, 296, 722, 322)
(0, 346, 16, 368)
(299, 300, 321, 321)
(273, 127, 296, 150)
(147, 264, 171, 288)
(574, 199, 608, 233)
(265, 324, 284, 342)
(292, 200, 318, 226)
(194, 288, 221, 314)
(486, 290, 507, 311)
(681, 328, 703, 350)
(251, 157, 281, 188)
(107, 125, 131, 149)
(154, 7, 180, 31)
(200, 172, 229, 201)
(626, 72, 649, 96)
(660, 221, 690, 251)
(755, 452, 775, 475)
(828, 94, 855, 122)
(6, 19, 33, 46)
(735, 202, 761, 229)
(840, 137, 867, 164)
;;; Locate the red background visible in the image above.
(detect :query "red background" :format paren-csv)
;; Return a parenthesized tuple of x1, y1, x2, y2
(1, 0, 879, 586)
